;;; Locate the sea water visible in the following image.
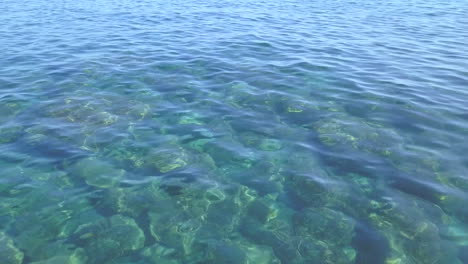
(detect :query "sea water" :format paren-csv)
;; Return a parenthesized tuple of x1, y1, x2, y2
(1, 0, 468, 263)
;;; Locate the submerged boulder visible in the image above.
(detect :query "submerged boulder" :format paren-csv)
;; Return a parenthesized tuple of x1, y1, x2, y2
(272, 97, 322, 125)
(293, 207, 356, 263)
(87, 111, 119, 126)
(204, 139, 257, 169)
(313, 114, 401, 158)
(139, 243, 178, 264)
(0, 232, 24, 264)
(238, 131, 283, 152)
(0, 100, 25, 123)
(145, 147, 188, 173)
(69, 157, 124, 188)
(368, 195, 462, 264)
(29, 248, 87, 264)
(285, 172, 346, 209)
(73, 214, 145, 263)
(149, 211, 203, 258)
(125, 100, 151, 120)
(0, 124, 23, 144)
(294, 207, 355, 246)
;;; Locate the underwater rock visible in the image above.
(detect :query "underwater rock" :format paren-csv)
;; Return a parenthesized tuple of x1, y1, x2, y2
(259, 138, 282, 151)
(186, 138, 213, 152)
(106, 214, 145, 250)
(74, 214, 145, 263)
(232, 159, 284, 196)
(103, 140, 148, 170)
(147, 180, 231, 253)
(240, 203, 354, 264)
(205, 139, 257, 169)
(15, 240, 82, 264)
(47, 94, 122, 133)
(294, 207, 355, 246)
(239, 241, 280, 264)
(202, 198, 241, 238)
(98, 187, 141, 217)
(59, 209, 105, 240)
(224, 81, 266, 109)
(59, 102, 96, 124)
(368, 195, 462, 264)
(238, 184, 358, 263)
(145, 147, 188, 173)
(149, 211, 203, 257)
(0, 124, 23, 144)
(441, 221, 468, 247)
(286, 172, 343, 208)
(140, 243, 178, 264)
(87, 111, 119, 126)
(13, 198, 93, 260)
(246, 196, 281, 225)
(69, 157, 124, 188)
(178, 113, 205, 125)
(294, 238, 356, 264)
(238, 131, 282, 152)
(195, 185, 258, 243)
(237, 193, 301, 263)
(29, 248, 87, 264)
(0, 232, 24, 264)
(313, 114, 401, 157)
(239, 217, 300, 263)
(238, 131, 262, 148)
(46, 95, 89, 120)
(0, 100, 24, 122)
(314, 117, 356, 147)
(282, 150, 324, 175)
(0, 165, 28, 194)
(293, 207, 356, 263)
(20, 167, 74, 190)
(125, 100, 151, 120)
(272, 97, 322, 125)
(190, 239, 246, 264)
(98, 176, 192, 217)
(348, 172, 376, 195)
(23, 125, 50, 146)
(433, 185, 468, 224)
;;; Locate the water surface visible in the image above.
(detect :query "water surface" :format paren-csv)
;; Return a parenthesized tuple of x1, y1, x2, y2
(1, 0, 468, 263)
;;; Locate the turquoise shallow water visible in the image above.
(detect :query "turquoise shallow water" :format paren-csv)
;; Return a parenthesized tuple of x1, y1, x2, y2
(1, 0, 468, 263)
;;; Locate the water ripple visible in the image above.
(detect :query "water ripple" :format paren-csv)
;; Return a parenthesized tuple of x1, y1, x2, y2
(1, 0, 468, 263)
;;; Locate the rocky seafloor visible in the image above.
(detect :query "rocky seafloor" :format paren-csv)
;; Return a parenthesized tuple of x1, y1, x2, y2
(1, 75, 468, 264)
(1, 0, 468, 263)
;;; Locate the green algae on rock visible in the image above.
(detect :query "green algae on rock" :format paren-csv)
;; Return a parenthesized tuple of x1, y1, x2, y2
(145, 147, 188, 173)
(313, 114, 401, 158)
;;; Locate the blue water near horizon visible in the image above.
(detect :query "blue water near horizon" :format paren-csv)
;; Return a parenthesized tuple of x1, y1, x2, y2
(1, 0, 468, 263)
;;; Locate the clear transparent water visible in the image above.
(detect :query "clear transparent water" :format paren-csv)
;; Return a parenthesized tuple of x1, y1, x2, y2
(1, 0, 468, 263)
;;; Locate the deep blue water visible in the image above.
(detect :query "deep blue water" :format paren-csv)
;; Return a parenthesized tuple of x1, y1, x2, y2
(1, 0, 468, 263)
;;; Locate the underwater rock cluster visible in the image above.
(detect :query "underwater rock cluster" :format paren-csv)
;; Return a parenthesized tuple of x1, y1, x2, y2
(0, 69, 466, 264)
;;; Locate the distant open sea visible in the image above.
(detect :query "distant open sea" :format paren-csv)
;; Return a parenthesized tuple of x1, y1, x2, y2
(1, 0, 468, 263)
